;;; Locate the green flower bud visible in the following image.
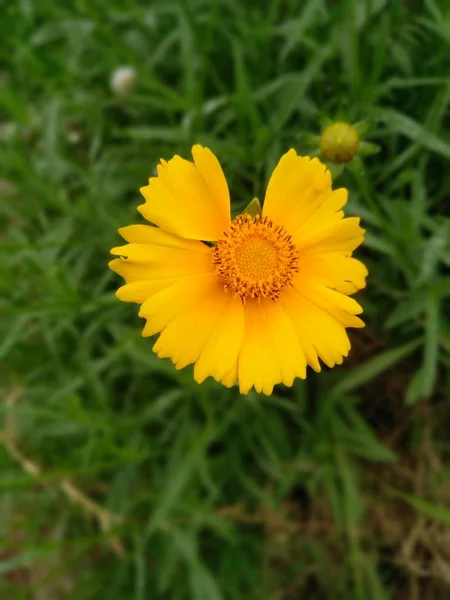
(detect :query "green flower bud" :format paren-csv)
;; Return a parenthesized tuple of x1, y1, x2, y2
(320, 122, 360, 164)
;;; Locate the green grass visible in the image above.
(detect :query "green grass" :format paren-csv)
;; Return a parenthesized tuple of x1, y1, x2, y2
(1, 0, 450, 598)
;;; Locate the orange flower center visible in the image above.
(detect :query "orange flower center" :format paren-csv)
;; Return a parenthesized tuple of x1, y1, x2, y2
(212, 214, 299, 302)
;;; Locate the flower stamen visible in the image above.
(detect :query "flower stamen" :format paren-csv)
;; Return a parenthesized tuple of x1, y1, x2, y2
(212, 214, 299, 302)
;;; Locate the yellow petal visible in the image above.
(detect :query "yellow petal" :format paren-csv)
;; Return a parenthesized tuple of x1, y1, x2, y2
(279, 285, 353, 370)
(109, 226, 213, 302)
(237, 300, 307, 395)
(194, 294, 244, 386)
(262, 150, 364, 254)
(111, 242, 209, 267)
(138, 145, 230, 241)
(117, 224, 211, 251)
(297, 252, 368, 295)
(221, 367, 240, 388)
(294, 216, 365, 253)
(139, 273, 218, 337)
(152, 280, 243, 373)
(263, 150, 333, 230)
(191, 144, 230, 215)
(292, 278, 365, 329)
(288, 188, 348, 244)
(116, 280, 173, 303)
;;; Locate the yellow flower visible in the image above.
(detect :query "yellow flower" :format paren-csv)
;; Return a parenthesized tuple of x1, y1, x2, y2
(109, 146, 367, 395)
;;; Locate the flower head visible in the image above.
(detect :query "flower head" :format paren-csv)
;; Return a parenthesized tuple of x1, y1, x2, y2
(109, 146, 367, 395)
(320, 122, 360, 163)
(110, 66, 136, 96)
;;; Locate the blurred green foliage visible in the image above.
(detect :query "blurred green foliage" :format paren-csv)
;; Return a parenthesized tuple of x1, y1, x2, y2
(1, 0, 450, 598)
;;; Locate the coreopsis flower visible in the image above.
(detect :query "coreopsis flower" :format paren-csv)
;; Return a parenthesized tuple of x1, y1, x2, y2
(109, 146, 367, 394)
(110, 66, 136, 96)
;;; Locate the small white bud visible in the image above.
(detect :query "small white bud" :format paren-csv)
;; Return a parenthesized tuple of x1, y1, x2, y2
(67, 129, 82, 144)
(110, 66, 137, 96)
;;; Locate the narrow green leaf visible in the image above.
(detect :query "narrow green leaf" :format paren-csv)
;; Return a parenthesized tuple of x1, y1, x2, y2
(232, 44, 261, 131)
(117, 127, 186, 142)
(392, 490, 450, 524)
(405, 367, 424, 405)
(332, 338, 422, 397)
(414, 224, 447, 286)
(377, 108, 450, 159)
(170, 530, 223, 600)
(420, 293, 440, 398)
(358, 141, 381, 157)
(385, 291, 425, 329)
(241, 197, 262, 219)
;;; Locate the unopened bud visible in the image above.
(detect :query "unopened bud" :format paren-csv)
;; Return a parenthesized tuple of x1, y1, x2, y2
(110, 66, 137, 96)
(320, 122, 360, 164)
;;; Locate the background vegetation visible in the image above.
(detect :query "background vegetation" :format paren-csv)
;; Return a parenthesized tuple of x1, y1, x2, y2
(1, 0, 450, 598)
